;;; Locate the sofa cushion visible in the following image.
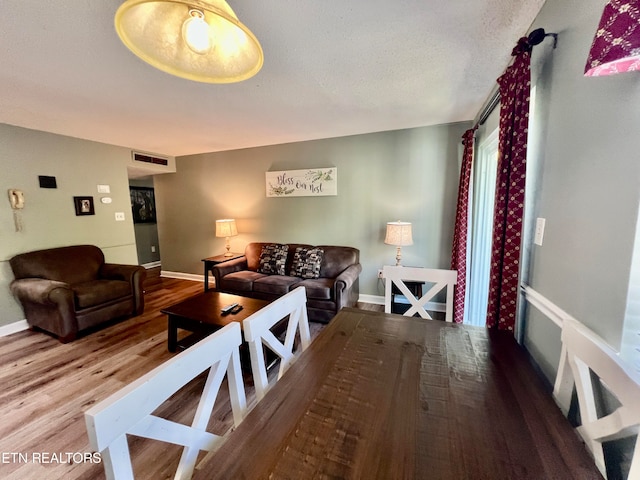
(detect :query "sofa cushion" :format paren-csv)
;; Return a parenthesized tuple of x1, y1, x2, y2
(297, 278, 334, 300)
(257, 244, 288, 275)
(73, 280, 131, 310)
(290, 247, 324, 279)
(254, 275, 301, 296)
(221, 271, 267, 292)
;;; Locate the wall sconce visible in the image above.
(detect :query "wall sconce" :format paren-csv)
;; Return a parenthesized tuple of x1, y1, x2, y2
(114, 0, 263, 83)
(384, 221, 413, 266)
(216, 219, 238, 256)
(584, 0, 640, 76)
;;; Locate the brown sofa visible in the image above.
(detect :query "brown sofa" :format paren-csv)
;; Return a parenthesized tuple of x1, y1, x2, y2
(9, 245, 146, 343)
(213, 243, 361, 323)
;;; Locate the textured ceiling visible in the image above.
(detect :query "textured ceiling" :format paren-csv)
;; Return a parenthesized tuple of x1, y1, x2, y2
(0, 1, 546, 158)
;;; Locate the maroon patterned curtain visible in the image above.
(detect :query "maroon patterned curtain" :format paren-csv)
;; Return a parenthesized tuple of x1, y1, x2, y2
(450, 127, 477, 324)
(486, 38, 532, 332)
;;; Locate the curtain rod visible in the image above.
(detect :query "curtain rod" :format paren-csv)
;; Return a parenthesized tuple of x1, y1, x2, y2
(474, 28, 557, 129)
(477, 89, 500, 126)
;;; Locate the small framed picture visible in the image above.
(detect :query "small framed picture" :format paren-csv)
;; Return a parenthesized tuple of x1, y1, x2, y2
(74, 196, 95, 216)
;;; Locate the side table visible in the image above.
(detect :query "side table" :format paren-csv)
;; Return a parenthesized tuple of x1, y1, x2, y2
(202, 253, 243, 291)
(391, 280, 424, 314)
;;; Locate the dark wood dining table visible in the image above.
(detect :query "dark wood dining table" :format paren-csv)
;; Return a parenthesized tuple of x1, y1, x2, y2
(193, 307, 602, 480)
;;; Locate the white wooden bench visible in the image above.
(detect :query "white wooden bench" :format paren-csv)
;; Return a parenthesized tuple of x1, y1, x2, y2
(84, 322, 247, 480)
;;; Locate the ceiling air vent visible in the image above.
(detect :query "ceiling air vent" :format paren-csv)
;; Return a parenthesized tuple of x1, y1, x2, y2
(133, 152, 168, 166)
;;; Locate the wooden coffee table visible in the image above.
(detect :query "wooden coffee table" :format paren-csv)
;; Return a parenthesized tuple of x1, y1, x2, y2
(162, 291, 270, 352)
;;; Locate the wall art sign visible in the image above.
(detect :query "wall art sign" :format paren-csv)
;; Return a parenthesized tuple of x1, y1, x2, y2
(265, 168, 337, 197)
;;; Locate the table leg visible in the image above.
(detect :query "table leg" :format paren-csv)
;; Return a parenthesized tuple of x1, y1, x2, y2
(168, 316, 178, 352)
(203, 262, 210, 291)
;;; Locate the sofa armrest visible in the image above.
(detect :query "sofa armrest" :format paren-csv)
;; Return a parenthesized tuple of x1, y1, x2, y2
(212, 257, 248, 288)
(100, 263, 144, 283)
(10, 278, 74, 306)
(334, 263, 362, 293)
(332, 263, 362, 311)
(100, 263, 146, 315)
(10, 278, 79, 340)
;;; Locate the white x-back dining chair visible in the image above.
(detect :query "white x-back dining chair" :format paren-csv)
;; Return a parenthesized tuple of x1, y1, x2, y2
(243, 286, 310, 402)
(382, 265, 457, 322)
(553, 317, 640, 479)
(84, 322, 247, 480)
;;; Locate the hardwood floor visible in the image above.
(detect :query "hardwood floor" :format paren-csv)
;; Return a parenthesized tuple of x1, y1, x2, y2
(0, 269, 382, 479)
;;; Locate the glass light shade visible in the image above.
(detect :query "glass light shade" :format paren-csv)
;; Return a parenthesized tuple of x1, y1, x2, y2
(215, 218, 238, 237)
(114, 0, 264, 83)
(182, 9, 212, 54)
(384, 221, 413, 246)
(584, 0, 640, 76)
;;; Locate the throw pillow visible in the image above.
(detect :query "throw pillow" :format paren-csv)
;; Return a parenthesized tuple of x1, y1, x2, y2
(258, 244, 289, 275)
(290, 247, 324, 279)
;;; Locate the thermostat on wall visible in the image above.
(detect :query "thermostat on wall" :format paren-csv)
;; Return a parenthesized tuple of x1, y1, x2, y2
(100, 197, 113, 204)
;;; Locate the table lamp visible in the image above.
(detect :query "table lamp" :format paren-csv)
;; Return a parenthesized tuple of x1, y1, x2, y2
(216, 219, 238, 256)
(384, 221, 413, 266)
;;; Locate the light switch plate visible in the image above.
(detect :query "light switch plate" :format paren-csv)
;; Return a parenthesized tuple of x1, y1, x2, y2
(97, 184, 110, 194)
(534, 218, 546, 246)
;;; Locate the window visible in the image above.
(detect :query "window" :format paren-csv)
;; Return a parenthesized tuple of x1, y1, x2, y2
(465, 128, 498, 326)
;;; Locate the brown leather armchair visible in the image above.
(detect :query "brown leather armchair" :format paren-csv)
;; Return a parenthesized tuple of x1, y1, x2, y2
(9, 245, 146, 343)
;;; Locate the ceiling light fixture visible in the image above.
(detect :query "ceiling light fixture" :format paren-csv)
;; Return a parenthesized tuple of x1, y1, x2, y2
(183, 9, 212, 55)
(114, 0, 264, 83)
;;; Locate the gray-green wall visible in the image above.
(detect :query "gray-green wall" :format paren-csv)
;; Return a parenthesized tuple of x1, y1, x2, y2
(0, 123, 174, 327)
(155, 123, 470, 297)
(521, 0, 640, 380)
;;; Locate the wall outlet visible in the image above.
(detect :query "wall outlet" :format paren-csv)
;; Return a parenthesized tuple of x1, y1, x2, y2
(378, 269, 383, 279)
(151, 245, 156, 253)
(115, 212, 125, 221)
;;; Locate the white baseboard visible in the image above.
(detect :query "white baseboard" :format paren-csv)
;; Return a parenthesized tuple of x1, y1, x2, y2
(0, 319, 29, 337)
(160, 270, 205, 283)
(142, 261, 161, 269)
(359, 294, 385, 305)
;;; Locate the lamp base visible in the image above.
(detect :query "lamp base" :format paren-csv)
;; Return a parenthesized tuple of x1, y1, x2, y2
(224, 237, 233, 256)
(395, 246, 402, 266)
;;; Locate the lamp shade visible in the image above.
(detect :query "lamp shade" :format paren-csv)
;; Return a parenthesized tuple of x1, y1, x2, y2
(215, 218, 238, 237)
(114, 0, 263, 83)
(384, 221, 413, 246)
(584, 0, 640, 76)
